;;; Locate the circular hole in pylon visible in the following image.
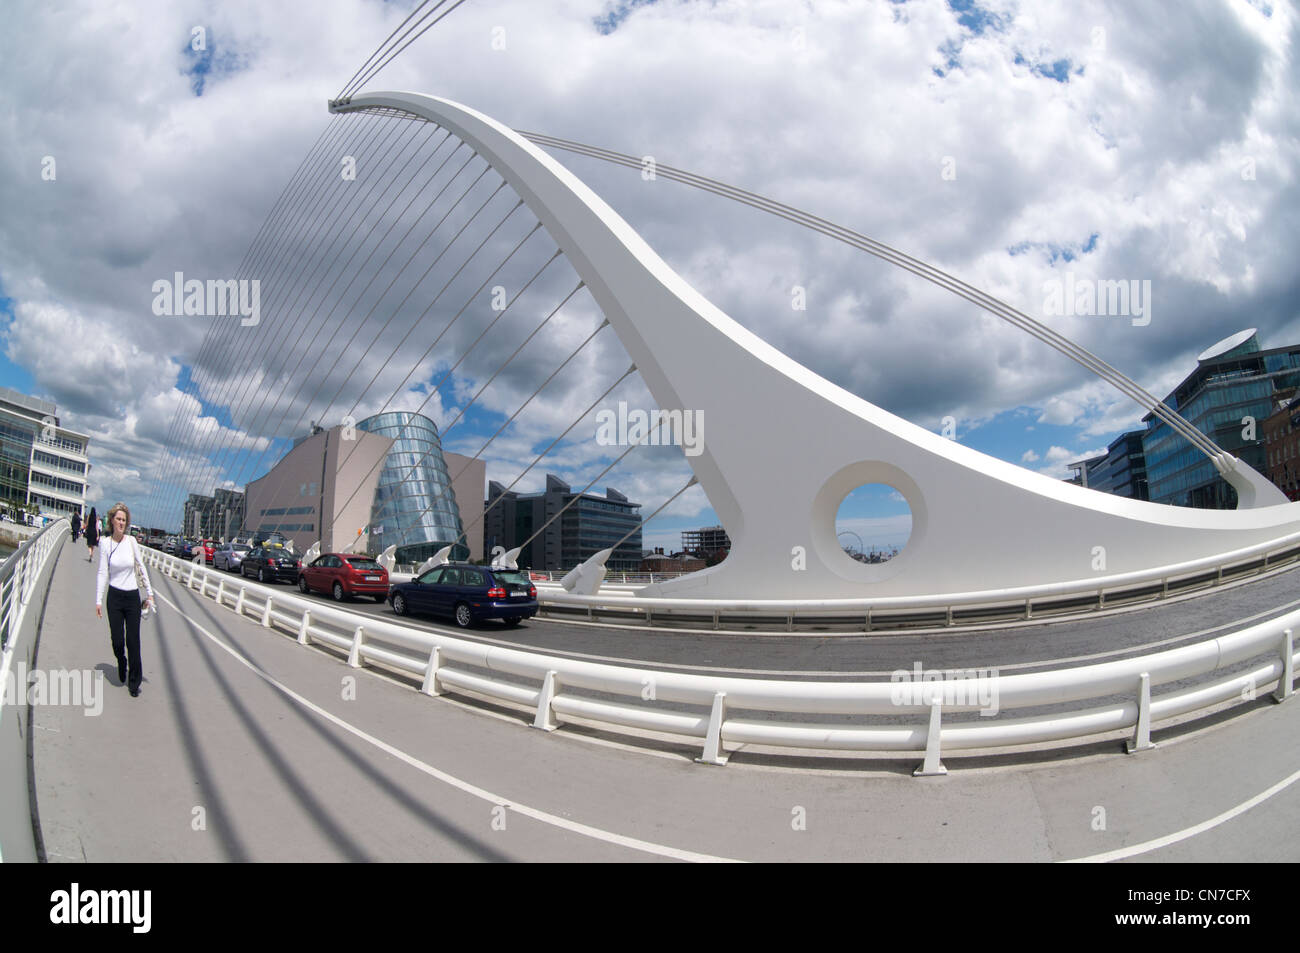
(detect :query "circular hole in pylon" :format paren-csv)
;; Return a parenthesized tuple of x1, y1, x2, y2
(834, 483, 912, 564)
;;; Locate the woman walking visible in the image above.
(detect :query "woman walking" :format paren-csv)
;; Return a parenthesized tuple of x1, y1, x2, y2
(85, 506, 99, 561)
(94, 503, 154, 696)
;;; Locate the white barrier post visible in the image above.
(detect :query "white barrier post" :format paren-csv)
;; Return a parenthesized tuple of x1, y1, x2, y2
(420, 646, 443, 696)
(1127, 672, 1156, 752)
(915, 703, 948, 777)
(1274, 628, 1294, 703)
(533, 670, 559, 731)
(348, 626, 364, 668)
(698, 692, 728, 765)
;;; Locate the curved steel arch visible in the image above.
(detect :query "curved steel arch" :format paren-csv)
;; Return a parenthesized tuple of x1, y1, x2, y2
(329, 92, 1300, 600)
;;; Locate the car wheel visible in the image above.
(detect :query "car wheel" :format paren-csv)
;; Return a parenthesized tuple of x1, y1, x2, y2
(392, 593, 407, 616)
(299, 576, 309, 594)
(333, 582, 345, 602)
(258, 567, 266, 583)
(454, 602, 472, 628)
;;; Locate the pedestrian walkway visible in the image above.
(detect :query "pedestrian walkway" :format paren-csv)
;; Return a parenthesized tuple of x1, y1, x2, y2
(27, 538, 1300, 861)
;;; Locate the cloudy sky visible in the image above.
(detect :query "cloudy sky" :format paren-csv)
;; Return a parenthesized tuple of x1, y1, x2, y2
(2, 0, 1296, 556)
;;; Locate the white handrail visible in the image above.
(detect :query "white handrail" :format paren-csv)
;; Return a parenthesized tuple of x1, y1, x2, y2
(144, 548, 1298, 773)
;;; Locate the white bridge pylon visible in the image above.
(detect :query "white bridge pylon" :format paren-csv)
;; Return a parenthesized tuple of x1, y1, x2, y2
(330, 92, 1300, 601)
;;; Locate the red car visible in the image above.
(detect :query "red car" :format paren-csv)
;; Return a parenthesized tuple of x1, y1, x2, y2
(199, 539, 216, 563)
(298, 553, 390, 602)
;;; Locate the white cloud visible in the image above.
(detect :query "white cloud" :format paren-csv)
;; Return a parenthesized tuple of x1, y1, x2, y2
(2, 0, 1297, 530)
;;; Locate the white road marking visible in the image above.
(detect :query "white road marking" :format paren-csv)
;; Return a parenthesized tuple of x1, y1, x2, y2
(154, 587, 744, 864)
(1063, 765, 1300, 863)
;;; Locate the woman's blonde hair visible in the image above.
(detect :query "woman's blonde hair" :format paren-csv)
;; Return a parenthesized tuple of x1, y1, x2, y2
(105, 502, 131, 532)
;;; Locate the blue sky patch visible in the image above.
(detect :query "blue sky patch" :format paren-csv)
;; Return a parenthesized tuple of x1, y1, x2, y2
(594, 0, 658, 36)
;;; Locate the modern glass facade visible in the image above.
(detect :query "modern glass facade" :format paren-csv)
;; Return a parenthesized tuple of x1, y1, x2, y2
(1143, 332, 1300, 507)
(1081, 431, 1148, 500)
(357, 411, 467, 563)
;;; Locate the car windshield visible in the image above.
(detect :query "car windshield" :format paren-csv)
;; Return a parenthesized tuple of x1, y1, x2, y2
(233, 545, 250, 552)
(345, 558, 382, 570)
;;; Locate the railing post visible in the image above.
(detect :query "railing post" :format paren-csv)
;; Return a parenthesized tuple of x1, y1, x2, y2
(915, 703, 948, 777)
(234, 586, 245, 616)
(420, 646, 443, 696)
(348, 626, 364, 667)
(261, 596, 273, 628)
(297, 610, 311, 645)
(1127, 672, 1156, 752)
(216, 578, 225, 605)
(697, 692, 728, 765)
(533, 669, 559, 731)
(1274, 628, 1294, 703)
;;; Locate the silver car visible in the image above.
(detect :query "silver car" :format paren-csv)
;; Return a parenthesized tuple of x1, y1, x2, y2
(214, 542, 252, 572)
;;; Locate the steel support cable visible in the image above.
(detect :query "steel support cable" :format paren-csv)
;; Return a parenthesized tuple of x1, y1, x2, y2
(289, 172, 509, 443)
(155, 115, 392, 515)
(157, 113, 360, 466)
(153, 117, 349, 489)
(338, 0, 472, 101)
(319, 210, 541, 524)
(335, 0, 437, 102)
(522, 133, 1215, 455)
(232, 116, 346, 284)
(376, 247, 564, 487)
(200, 133, 473, 499)
(323, 220, 552, 524)
(448, 315, 611, 490)
(260, 208, 542, 520)
(233, 155, 493, 512)
(228, 170, 512, 531)
(435, 280, 586, 439)
(161, 111, 404, 480)
(456, 361, 636, 549)
(164, 117, 437, 516)
(490, 412, 669, 557)
(320, 189, 525, 476)
(163, 116, 432, 528)
(606, 474, 699, 555)
(520, 132, 1223, 460)
(530, 133, 1222, 459)
(182, 118, 445, 499)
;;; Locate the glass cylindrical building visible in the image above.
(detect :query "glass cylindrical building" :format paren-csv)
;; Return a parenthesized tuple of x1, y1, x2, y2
(357, 411, 468, 563)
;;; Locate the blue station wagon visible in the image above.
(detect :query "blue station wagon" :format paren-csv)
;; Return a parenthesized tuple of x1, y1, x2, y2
(389, 564, 538, 627)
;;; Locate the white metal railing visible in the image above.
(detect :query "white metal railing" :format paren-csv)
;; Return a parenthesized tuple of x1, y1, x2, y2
(143, 546, 1298, 774)
(0, 518, 69, 862)
(530, 530, 1300, 629)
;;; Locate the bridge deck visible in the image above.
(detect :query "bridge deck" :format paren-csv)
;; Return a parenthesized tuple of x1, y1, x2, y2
(29, 539, 1300, 862)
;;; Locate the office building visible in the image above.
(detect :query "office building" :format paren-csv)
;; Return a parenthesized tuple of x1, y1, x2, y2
(0, 387, 90, 518)
(1067, 431, 1148, 500)
(681, 525, 731, 557)
(1142, 329, 1300, 507)
(484, 474, 643, 571)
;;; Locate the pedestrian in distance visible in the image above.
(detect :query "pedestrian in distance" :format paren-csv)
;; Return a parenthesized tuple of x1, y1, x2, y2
(84, 506, 100, 561)
(94, 502, 154, 697)
(71, 510, 81, 543)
